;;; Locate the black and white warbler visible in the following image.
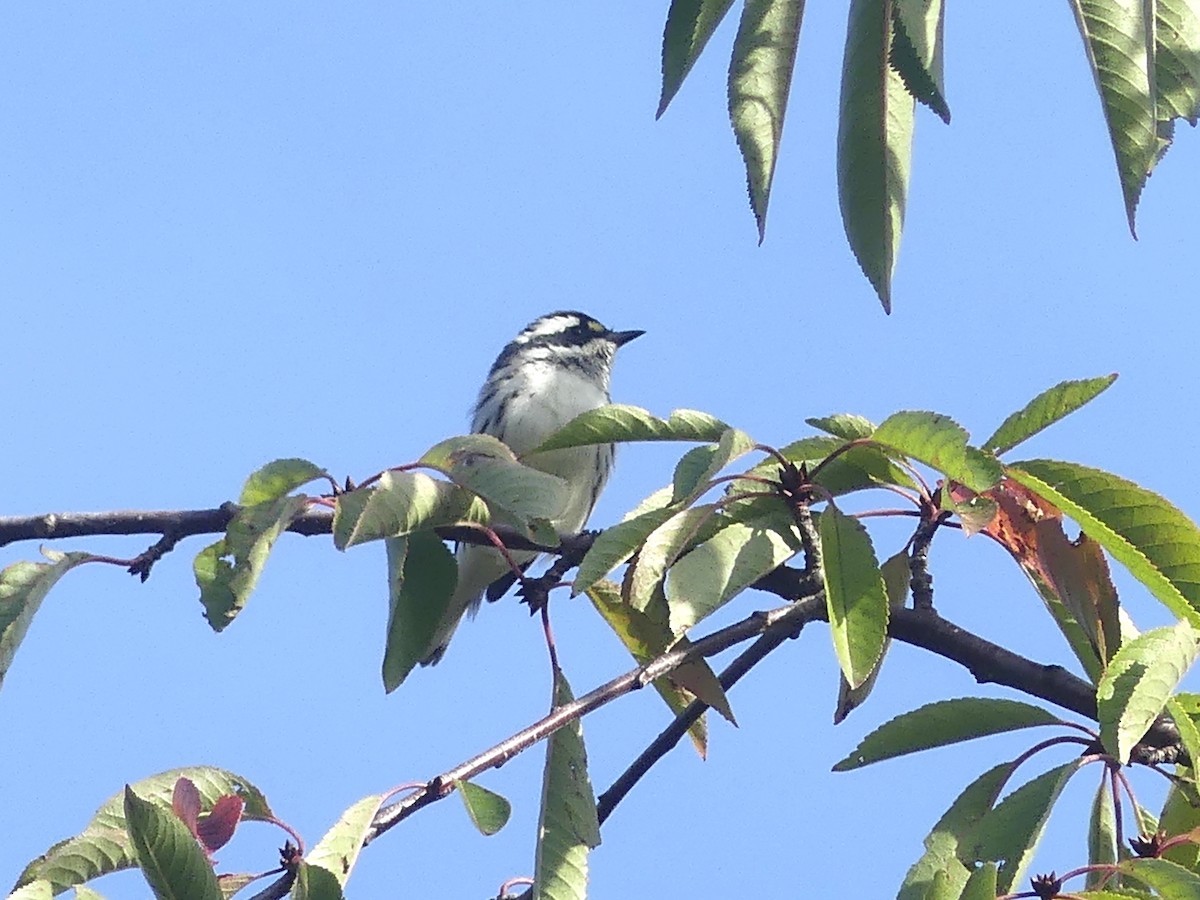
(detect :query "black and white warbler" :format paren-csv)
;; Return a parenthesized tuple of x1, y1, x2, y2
(421, 311, 643, 665)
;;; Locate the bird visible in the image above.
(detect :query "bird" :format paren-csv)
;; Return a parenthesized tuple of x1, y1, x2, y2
(420, 310, 643, 666)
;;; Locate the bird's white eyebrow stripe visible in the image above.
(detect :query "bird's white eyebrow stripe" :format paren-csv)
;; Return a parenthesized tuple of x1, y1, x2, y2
(516, 314, 580, 342)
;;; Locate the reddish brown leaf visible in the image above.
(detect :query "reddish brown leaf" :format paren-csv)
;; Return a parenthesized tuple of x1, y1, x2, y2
(197, 794, 245, 853)
(172, 777, 202, 837)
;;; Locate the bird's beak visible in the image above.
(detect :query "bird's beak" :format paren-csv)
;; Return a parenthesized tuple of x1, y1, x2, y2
(611, 329, 645, 347)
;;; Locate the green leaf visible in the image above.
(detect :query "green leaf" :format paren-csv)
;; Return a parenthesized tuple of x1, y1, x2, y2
(572, 507, 678, 596)
(1087, 774, 1119, 888)
(1166, 696, 1200, 796)
(1, 550, 92, 690)
(193, 494, 309, 631)
(533, 671, 601, 900)
(1008, 459, 1200, 626)
(1160, 778, 1200, 870)
(1155, 0, 1200, 150)
(626, 505, 721, 612)
(1096, 622, 1200, 763)
(532, 405, 728, 453)
(658, 0, 736, 116)
(982, 375, 1118, 455)
(381, 532, 458, 691)
(820, 505, 888, 688)
(742, 434, 915, 494)
(834, 550, 909, 724)
(967, 761, 1085, 892)
(872, 411, 1002, 491)
(333, 472, 488, 549)
(290, 862, 344, 900)
(833, 698, 1065, 771)
(5, 881, 52, 900)
(806, 414, 876, 440)
(238, 458, 327, 506)
(891, 0, 950, 123)
(671, 428, 757, 504)
(421, 435, 569, 522)
(838, 0, 915, 311)
(14, 768, 271, 895)
(123, 787, 223, 900)
(1068, 0, 1158, 233)
(1119, 858, 1200, 898)
(457, 781, 513, 837)
(958, 862, 998, 900)
(666, 509, 800, 633)
(304, 794, 387, 887)
(727, 0, 805, 240)
(896, 761, 1017, 900)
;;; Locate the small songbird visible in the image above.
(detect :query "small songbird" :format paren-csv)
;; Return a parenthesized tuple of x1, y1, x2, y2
(421, 311, 643, 665)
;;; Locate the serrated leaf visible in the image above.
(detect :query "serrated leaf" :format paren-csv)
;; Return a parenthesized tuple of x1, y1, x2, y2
(1, 550, 92, 690)
(967, 761, 1085, 892)
(193, 494, 309, 631)
(305, 794, 387, 886)
(290, 862, 344, 900)
(421, 435, 569, 522)
(983, 375, 1118, 455)
(572, 507, 678, 597)
(834, 698, 1065, 771)
(14, 769, 271, 895)
(1008, 459, 1200, 626)
(742, 434, 915, 495)
(658, 0, 736, 116)
(5, 881, 52, 900)
(533, 405, 728, 453)
(873, 411, 1002, 492)
(457, 781, 512, 837)
(533, 671, 600, 900)
(1068, 0, 1158, 233)
(123, 787, 223, 900)
(1087, 774, 1119, 888)
(1096, 622, 1200, 763)
(238, 458, 327, 506)
(626, 505, 721, 612)
(838, 0, 915, 311)
(666, 510, 800, 633)
(671, 428, 756, 504)
(806, 414, 877, 440)
(381, 531, 457, 691)
(333, 472, 487, 550)
(821, 505, 888, 688)
(834, 550, 909, 723)
(891, 0, 950, 122)
(896, 761, 1017, 900)
(1156, 0, 1200, 149)
(728, 0, 805, 240)
(1119, 857, 1200, 898)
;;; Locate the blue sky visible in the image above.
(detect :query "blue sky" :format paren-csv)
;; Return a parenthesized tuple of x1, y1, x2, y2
(2, 3, 1199, 898)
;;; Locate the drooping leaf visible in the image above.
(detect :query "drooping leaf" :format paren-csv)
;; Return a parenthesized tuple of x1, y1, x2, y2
(958, 862, 998, 900)
(123, 787, 223, 900)
(1008, 459, 1200, 627)
(1096, 622, 1200, 763)
(1, 550, 92, 690)
(532, 671, 601, 900)
(333, 472, 488, 550)
(834, 698, 1065, 771)
(532, 405, 728, 453)
(658, 0, 737, 116)
(421, 435, 569, 523)
(1155, 0, 1200, 152)
(238, 458, 327, 506)
(982, 375, 1118, 455)
(305, 794, 388, 886)
(838, 0, 916, 311)
(666, 509, 800, 633)
(1087, 773, 1119, 888)
(896, 761, 1017, 900)
(1160, 776, 1200, 871)
(626, 504, 722, 612)
(728, 0, 805, 240)
(820, 505, 888, 689)
(891, 0, 950, 122)
(967, 761, 1086, 892)
(381, 531, 458, 691)
(14, 768, 271, 895)
(834, 550, 909, 723)
(194, 493, 309, 631)
(456, 781, 512, 837)
(1067, 0, 1158, 233)
(872, 411, 1002, 492)
(1166, 696, 1200, 788)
